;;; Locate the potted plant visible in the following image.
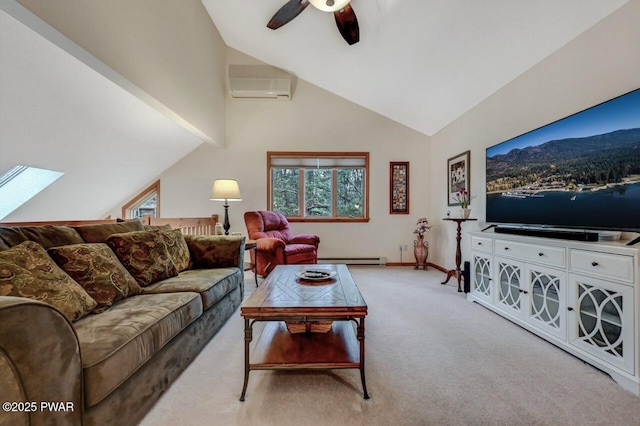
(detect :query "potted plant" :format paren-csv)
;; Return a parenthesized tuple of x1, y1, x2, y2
(454, 188, 475, 218)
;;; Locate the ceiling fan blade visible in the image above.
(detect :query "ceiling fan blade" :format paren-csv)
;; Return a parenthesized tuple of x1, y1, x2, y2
(267, 0, 310, 30)
(334, 4, 359, 45)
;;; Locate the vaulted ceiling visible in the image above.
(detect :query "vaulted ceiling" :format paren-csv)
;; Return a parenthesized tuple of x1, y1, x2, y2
(0, 0, 631, 221)
(204, 0, 627, 136)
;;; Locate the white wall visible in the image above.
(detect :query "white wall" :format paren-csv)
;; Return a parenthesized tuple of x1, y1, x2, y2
(0, 0, 228, 221)
(0, 6, 204, 221)
(16, 0, 227, 146)
(156, 49, 431, 263)
(429, 0, 640, 270)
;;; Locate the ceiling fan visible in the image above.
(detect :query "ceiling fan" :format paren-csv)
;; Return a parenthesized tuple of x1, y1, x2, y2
(267, 0, 360, 45)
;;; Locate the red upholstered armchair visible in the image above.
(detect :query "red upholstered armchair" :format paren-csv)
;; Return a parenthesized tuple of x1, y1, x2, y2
(244, 211, 320, 276)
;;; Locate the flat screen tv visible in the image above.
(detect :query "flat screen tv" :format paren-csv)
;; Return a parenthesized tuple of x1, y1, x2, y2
(486, 88, 640, 233)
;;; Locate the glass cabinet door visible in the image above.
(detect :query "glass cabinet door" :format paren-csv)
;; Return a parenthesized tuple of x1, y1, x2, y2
(524, 265, 566, 339)
(472, 254, 492, 303)
(568, 274, 634, 374)
(495, 258, 523, 317)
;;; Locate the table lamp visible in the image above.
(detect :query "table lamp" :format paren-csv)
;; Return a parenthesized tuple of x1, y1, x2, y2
(210, 179, 242, 235)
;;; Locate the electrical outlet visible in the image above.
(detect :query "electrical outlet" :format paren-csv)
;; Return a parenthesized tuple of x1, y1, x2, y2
(398, 244, 403, 251)
(404, 245, 408, 251)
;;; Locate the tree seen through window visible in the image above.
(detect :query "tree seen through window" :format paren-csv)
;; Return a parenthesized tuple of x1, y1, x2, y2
(268, 152, 369, 222)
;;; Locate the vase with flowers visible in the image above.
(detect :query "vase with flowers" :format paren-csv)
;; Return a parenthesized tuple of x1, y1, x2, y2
(453, 188, 475, 219)
(413, 217, 431, 270)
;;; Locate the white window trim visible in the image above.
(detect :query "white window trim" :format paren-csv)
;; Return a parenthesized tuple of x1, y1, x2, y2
(122, 180, 160, 219)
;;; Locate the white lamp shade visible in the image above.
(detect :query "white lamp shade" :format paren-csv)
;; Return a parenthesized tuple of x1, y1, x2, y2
(308, 0, 351, 12)
(210, 179, 242, 201)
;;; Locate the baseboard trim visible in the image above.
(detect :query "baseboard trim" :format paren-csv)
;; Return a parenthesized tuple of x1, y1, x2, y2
(426, 262, 448, 274)
(384, 262, 446, 273)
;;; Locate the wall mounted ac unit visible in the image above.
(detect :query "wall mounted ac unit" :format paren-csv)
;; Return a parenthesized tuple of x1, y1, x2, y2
(229, 78, 291, 100)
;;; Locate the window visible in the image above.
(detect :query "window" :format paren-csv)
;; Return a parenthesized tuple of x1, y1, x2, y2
(122, 180, 160, 219)
(0, 165, 64, 220)
(268, 152, 369, 222)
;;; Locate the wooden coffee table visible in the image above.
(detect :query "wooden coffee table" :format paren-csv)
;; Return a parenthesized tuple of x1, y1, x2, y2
(239, 264, 369, 401)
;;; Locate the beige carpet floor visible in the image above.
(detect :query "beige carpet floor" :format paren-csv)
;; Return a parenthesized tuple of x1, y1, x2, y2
(140, 267, 640, 425)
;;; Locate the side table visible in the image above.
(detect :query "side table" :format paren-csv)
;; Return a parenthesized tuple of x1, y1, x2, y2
(441, 218, 477, 292)
(244, 239, 258, 286)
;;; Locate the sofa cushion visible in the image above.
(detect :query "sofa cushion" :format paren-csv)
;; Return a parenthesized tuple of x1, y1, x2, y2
(143, 268, 241, 310)
(73, 220, 145, 243)
(106, 230, 179, 287)
(0, 241, 96, 321)
(143, 224, 172, 231)
(73, 292, 202, 407)
(0, 225, 85, 249)
(183, 235, 244, 269)
(161, 229, 192, 272)
(48, 244, 142, 313)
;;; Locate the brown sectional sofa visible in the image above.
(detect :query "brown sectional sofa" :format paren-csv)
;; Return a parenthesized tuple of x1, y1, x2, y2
(0, 220, 244, 426)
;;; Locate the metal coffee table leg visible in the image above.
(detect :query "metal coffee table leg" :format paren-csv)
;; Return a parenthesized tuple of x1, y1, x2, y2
(240, 318, 252, 401)
(357, 318, 370, 399)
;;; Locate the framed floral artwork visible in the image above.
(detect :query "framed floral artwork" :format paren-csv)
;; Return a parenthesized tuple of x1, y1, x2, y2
(390, 162, 409, 214)
(447, 150, 470, 206)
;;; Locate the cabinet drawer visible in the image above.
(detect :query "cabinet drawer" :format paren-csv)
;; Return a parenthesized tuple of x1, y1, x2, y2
(471, 236, 492, 253)
(495, 239, 565, 268)
(570, 249, 634, 283)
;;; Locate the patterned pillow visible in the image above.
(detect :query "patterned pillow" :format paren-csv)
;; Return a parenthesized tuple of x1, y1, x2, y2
(0, 241, 96, 322)
(161, 229, 192, 272)
(106, 230, 178, 287)
(48, 244, 142, 313)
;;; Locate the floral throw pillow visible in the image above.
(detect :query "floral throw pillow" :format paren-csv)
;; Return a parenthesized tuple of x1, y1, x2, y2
(161, 229, 192, 272)
(106, 230, 178, 287)
(48, 243, 142, 313)
(0, 241, 96, 322)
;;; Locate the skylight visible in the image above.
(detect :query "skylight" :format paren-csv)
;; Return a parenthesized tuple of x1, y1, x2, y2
(0, 165, 64, 220)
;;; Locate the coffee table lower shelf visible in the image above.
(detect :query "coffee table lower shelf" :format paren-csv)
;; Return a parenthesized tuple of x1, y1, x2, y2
(240, 320, 368, 400)
(252, 321, 359, 368)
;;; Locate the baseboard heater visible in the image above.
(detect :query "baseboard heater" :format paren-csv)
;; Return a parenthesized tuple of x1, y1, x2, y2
(318, 257, 387, 266)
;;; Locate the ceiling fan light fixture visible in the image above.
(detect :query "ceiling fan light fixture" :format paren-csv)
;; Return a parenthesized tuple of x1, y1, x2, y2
(308, 0, 351, 13)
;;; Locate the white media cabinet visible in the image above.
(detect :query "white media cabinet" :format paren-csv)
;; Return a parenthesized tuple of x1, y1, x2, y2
(468, 230, 640, 394)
